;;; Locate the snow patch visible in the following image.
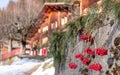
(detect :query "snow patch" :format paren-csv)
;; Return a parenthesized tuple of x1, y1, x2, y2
(0, 58, 54, 75)
(0, 58, 40, 75)
(31, 58, 55, 75)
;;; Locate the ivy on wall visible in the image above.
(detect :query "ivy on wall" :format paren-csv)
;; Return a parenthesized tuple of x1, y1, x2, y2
(50, 31, 67, 66)
(82, 0, 120, 33)
(49, 0, 120, 71)
(49, 17, 82, 67)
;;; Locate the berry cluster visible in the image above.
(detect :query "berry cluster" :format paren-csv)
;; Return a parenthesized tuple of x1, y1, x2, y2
(84, 47, 94, 55)
(82, 58, 90, 65)
(80, 35, 94, 42)
(84, 47, 108, 56)
(89, 63, 102, 71)
(68, 35, 108, 72)
(68, 62, 78, 69)
(75, 53, 90, 65)
(75, 53, 84, 60)
(94, 48, 108, 56)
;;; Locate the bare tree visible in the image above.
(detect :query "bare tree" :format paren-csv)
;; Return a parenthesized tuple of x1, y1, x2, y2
(0, 0, 43, 54)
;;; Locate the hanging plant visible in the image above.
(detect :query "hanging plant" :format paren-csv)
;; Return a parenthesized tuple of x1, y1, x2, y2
(68, 62, 78, 69)
(66, 17, 82, 49)
(50, 31, 67, 67)
(94, 48, 108, 56)
(49, 17, 83, 67)
(89, 63, 102, 71)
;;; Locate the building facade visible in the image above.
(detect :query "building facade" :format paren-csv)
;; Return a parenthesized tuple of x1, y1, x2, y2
(27, 0, 102, 48)
(27, 3, 75, 48)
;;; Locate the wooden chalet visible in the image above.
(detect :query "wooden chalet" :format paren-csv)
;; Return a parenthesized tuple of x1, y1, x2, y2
(27, 3, 74, 48)
(27, 0, 102, 48)
(0, 0, 103, 60)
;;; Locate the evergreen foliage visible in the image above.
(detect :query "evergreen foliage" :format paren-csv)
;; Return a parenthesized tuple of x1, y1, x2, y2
(102, 0, 120, 19)
(82, 0, 120, 32)
(49, 17, 82, 66)
(50, 31, 67, 66)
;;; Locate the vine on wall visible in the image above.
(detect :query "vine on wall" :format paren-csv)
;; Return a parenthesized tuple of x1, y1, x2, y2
(49, 0, 120, 74)
(49, 17, 82, 67)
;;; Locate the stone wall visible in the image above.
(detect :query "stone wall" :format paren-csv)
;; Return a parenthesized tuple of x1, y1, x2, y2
(56, 16, 120, 75)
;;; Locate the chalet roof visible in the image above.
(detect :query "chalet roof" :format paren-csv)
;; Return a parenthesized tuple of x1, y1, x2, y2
(27, 2, 73, 39)
(40, 2, 72, 12)
(38, 2, 73, 23)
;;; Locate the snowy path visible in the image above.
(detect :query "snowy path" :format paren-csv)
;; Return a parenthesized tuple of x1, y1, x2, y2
(0, 58, 40, 75)
(0, 58, 55, 75)
(31, 58, 55, 75)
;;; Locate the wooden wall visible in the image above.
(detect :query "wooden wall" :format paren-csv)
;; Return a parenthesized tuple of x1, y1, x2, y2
(80, 0, 101, 15)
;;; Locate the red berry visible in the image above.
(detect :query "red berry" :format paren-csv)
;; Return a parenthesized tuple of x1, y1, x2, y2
(89, 63, 102, 71)
(68, 62, 78, 69)
(94, 48, 108, 56)
(82, 58, 90, 65)
(84, 47, 94, 55)
(75, 53, 84, 60)
(80, 35, 94, 42)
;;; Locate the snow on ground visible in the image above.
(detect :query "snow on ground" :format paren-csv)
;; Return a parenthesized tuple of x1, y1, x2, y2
(31, 58, 55, 75)
(0, 58, 40, 75)
(0, 58, 55, 75)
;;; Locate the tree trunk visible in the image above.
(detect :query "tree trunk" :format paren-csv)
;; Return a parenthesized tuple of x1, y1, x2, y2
(20, 41, 26, 55)
(20, 35, 27, 55)
(20, 42, 23, 54)
(8, 39, 12, 52)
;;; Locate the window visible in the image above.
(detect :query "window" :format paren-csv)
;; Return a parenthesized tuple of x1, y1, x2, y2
(42, 37, 48, 45)
(55, 21, 58, 28)
(51, 23, 54, 29)
(61, 17, 68, 26)
(38, 29, 41, 33)
(51, 21, 57, 29)
(61, 18, 65, 26)
(42, 26, 48, 32)
(64, 17, 68, 24)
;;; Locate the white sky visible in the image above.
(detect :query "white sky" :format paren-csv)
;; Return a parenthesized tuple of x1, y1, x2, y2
(0, 0, 16, 9)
